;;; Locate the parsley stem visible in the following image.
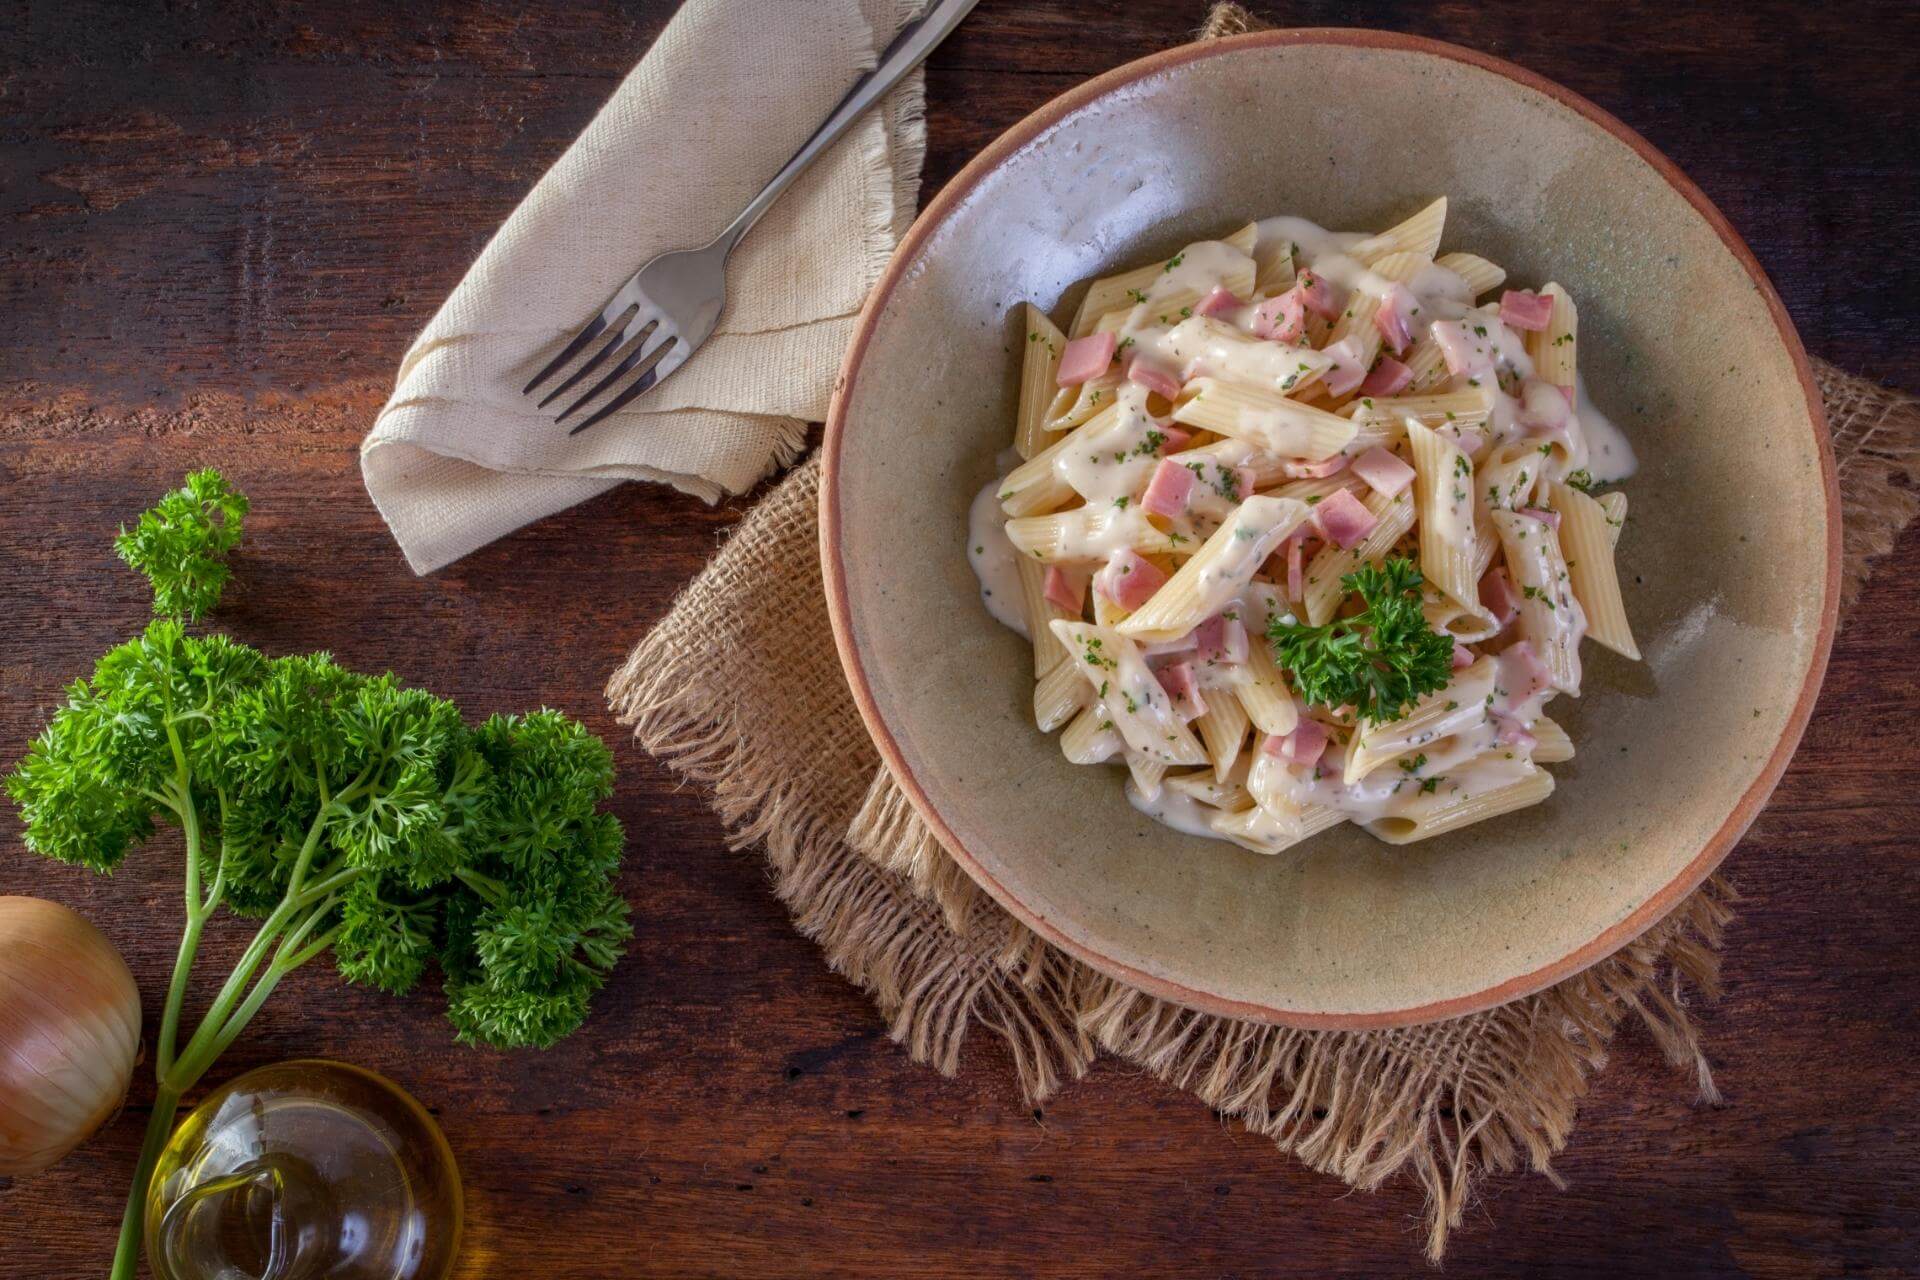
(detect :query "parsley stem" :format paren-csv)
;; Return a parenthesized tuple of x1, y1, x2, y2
(109, 1085, 182, 1280)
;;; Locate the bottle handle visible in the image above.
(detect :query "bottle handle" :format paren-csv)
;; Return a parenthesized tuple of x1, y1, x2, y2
(156, 1155, 294, 1280)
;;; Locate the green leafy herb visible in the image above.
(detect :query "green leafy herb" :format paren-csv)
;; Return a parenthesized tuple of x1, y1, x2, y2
(1565, 468, 1598, 494)
(8, 473, 630, 1279)
(1265, 557, 1454, 722)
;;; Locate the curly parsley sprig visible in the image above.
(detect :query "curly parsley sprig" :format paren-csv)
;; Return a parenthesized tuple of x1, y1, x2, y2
(9, 472, 630, 1280)
(1266, 557, 1455, 723)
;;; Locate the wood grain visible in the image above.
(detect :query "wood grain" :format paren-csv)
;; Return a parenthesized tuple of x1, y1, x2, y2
(2, 1, 1916, 1275)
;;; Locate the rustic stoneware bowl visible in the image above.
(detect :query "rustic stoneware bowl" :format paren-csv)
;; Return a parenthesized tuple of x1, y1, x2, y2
(822, 30, 1838, 1027)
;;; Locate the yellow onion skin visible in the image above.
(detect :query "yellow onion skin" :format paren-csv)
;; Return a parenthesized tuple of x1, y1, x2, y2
(0, 896, 142, 1177)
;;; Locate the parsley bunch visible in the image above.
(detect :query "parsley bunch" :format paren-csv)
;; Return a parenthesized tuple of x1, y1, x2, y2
(1267, 557, 1455, 723)
(7, 472, 630, 1280)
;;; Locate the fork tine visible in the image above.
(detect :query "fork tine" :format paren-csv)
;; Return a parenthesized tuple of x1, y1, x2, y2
(556, 335, 678, 430)
(534, 310, 653, 409)
(522, 297, 629, 396)
(565, 344, 681, 436)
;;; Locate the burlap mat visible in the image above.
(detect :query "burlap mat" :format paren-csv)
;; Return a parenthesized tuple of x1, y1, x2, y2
(609, 8, 1920, 1259)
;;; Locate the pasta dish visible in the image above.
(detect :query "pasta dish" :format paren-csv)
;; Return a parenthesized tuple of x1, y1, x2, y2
(966, 199, 1640, 851)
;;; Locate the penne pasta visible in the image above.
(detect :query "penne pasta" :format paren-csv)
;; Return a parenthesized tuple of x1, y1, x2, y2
(1194, 684, 1251, 782)
(1014, 554, 1071, 677)
(1004, 503, 1182, 563)
(1527, 282, 1578, 395)
(1491, 509, 1586, 694)
(1436, 251, 1506, 298)
(1033, 656, 1092, 732)
(1117, 496, 1311, 641)
(1351, 197, 1447, 265)
(1599, 490, 1628, 547)
(1344, 657, 1497, 784)
(1551, 481, 1640, 659)
(1060, 704, 1125, 765)
(1530, 716, 1574, 764)
(1173, 379, 1357, 459)
(1015, 305, 1065, 459)
(1348, 385, 1495, 433)
(1166, 766, 1252, 811)
(1407, 421, 1480, 611)
(1211, 801, 1346, 855)
(1126, 751, 1170, 802)
(1362, 765, 1553, 845)
(1052, 621, 1207, 766)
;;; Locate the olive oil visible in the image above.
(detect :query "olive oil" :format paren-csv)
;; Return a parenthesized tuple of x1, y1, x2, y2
(146, 1060, 461, 1280)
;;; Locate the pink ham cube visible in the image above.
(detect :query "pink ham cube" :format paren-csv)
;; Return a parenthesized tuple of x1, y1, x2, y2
(1141, 457, 1197, 517)
(1127, 359, 1183, 402)
(1312, 487, 1377, 549)
(1094, 547, 1167, 612)
(1320, 336, 1367, 397)
(1296, 270, 1340, 319)
(1373, 284, 1419, 354)
(1497, 641, 1554, 704)
(1479, 565, 1522, 627)
(1357, 356, 1413, 398)
(1451, 642, 1475, 671)
(1043, 566, 1086, 615)
(1350, 445, 1415, 497)
(1431, 320, 1486, 377)
(1250, 288, 1307, 343)
(1286, 536, 1308, 601)
(1262, 720, 1329, 767)
(1498, 289, 1554, 332)
(1056, 332, 1116, 386)
(1156, 425, 1192, 453)
(1196, 285, 1241, 318)
(1494, 716, 1538, 750)
(1193, 614, 1248, 665)
(1156, 661, 1207, 721)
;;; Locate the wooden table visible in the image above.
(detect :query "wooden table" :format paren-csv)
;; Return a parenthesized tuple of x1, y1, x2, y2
(5, 2, 1917, 1274)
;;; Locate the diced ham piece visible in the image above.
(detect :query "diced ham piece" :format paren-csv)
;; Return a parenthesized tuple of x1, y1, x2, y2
(1094, 548, 1166, 612)
(1321, 336, 1367, 397)
(1281, 454, 1350, 480)
(1498, 641, 1554, 704)
(1312, 486, 1377, 550)
(1127, 359, 1183, 402)
(1519, 505, 1562, 530)
(1042, 566, 1086, 615)
(1193, 614, 1248, 665)
(1262, 720, 1329, 767)
(1286, 537, 1307, 601)
(1431, 320, 1487, 377)
(1056, 332, 1116, 386)
(1156, 661, 1208, 721)
(1155, 425, 1192, 453)
(1479, 565, 1522, 628)
(1250, 288, 1307, 343)
(1357, 356, 1413, 398)
(1450, 427, 1488, 457)
(1498, 289, 1554, 332)
(1296, 270, 1341, 319)
(1350, 445, 1415, 497)
(1196, 285, 1241, 318)
(1451, 642, 1476, 671)
(1141, 457, 1197, 518)
(1373, 284, 1420, 355)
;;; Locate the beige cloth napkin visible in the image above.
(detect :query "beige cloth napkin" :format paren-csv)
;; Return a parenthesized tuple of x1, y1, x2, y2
(361, 0, 925, 574)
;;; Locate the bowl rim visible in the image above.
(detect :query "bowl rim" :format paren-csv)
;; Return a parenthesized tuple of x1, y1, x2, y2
(821, 27, 1840, 1028)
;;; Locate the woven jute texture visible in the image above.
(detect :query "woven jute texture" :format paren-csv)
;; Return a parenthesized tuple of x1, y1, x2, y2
(610, 9, 1920, 1259)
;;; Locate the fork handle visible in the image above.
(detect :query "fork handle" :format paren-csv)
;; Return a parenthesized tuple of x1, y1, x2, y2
(714, 0, 980, 254)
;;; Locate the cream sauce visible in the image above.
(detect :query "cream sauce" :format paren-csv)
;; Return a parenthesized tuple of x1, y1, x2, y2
(967, 470, 1028, 636)
(1055, 383, 1168, 504)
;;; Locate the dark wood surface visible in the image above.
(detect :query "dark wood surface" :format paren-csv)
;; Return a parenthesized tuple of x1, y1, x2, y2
(4, 2, 1917, 1275)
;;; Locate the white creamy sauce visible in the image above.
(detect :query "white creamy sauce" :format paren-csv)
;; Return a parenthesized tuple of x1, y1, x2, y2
(967, 213, 1640, 851)
(967, 472, 1028, 637)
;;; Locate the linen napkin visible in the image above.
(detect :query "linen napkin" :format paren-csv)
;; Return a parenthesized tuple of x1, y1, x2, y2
(361, 0, 926, 573)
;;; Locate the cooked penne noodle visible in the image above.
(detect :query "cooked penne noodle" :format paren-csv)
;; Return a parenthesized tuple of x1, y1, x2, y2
(1211, 802, 1346, 855)
(1345, 657, 1497, 783)
(1527, 282, 1578, 394)
(1402, 335, 1452, 392)
(1234, 636, 1301, 737)
(1014, 554, 1071, 677)
(1302, 488, 1418, 625)
(1599, 490, 1628, 547)
(1126, 751, 1170, 801)
(1015, 305, 1066, 459)
(1491, 509, 1585, 694)
(1005, 503, 1181, 563)
(1551, 481, 1640, 659)
(1034, 656, 1092, 732)
(1222, 222, 1260, 255)
(1407, 421, 1480, 611)
(1052, 621, 1207, 766)
(1362, 766, 1554, 845)
(1436, 251, 1506, 298)
(1166, 767, 1252, 811)
(1530, 716, 1574, 764)
(1173, 379, 1357, 459)
(1117, 495, 1311, 641)
(1194, 684, 1251, 782)
(1348, 386, 1495, 432)
(1351, 197, 1447, 265)
(1365, 250, 1436, 286)
(1046, 370, 1124, 433)
(1060, 705, 1124, 765)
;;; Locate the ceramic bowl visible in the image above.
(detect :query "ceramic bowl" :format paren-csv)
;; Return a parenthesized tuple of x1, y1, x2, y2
(822, 30, 1837, 1027)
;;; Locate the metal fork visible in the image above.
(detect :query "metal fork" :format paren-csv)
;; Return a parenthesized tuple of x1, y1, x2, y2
(524, 0, 981, 435)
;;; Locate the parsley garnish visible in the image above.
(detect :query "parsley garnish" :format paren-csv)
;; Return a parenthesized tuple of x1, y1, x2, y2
(1266, 557, 1453, 723)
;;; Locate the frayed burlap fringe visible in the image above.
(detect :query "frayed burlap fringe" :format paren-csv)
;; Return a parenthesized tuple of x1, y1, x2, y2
(610, 7, 1919, 1255)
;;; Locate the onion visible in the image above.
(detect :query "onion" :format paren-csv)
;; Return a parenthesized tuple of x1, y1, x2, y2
(0, 896, 141, 1176)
